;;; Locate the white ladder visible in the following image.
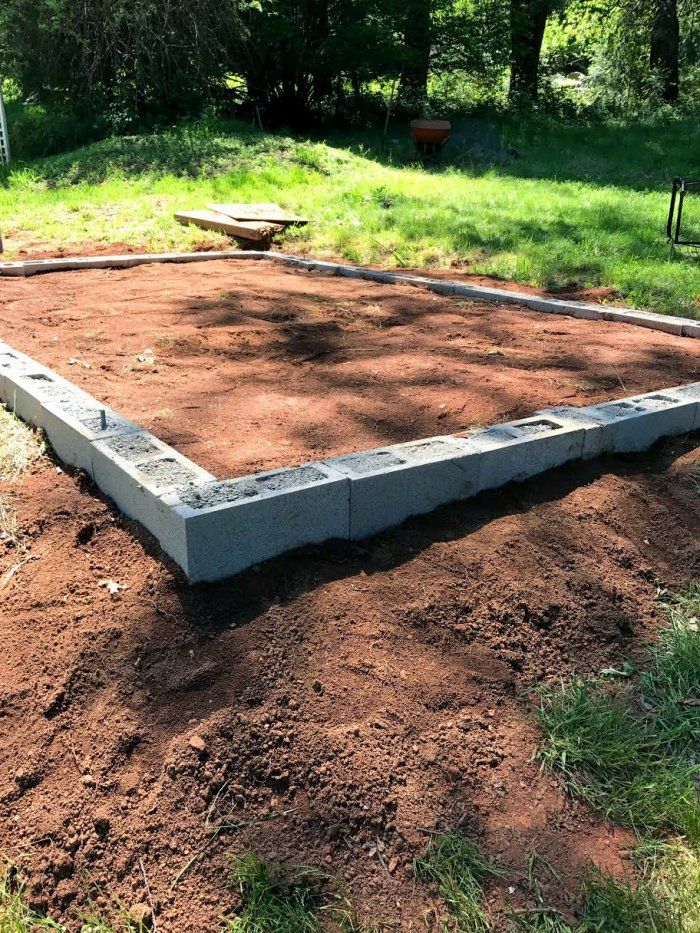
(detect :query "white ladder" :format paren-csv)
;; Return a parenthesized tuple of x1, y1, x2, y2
(0, 86, 10, 164)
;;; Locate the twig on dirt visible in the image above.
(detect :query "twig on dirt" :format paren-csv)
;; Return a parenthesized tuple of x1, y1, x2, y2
(373, 838, 393, 880)
(170, 808, 295, 889)
(0, 552, 40, 594)
(611, 364, 627, 392)
(366, 232, 407, 267)
(66, 739, 83, 776)
(139, 856, 159, 933)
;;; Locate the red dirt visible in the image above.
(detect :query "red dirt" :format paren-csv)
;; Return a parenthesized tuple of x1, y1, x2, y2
(2, 257, 700, 929)
(1, 259, 699, 478)
(1, 430, 700, 930)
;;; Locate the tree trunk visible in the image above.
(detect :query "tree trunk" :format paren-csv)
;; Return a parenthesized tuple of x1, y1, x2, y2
(650, 0, 680, 103)
(509, 0, 552, 105)
(400, 0, 431, 112)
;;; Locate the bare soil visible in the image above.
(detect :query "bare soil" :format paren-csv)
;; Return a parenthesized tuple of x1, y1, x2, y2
(1, 432, 700, 930)
(0, 259, 699, 478)
(2, 257, 700, 930)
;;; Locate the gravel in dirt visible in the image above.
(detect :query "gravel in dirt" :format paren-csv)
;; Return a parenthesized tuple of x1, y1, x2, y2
(0, 429, 699, 929)
(1, 259, 698, 478)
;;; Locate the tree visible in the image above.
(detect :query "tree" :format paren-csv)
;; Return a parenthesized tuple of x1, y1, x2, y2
(650, 0, 680, 102)
(400, 0, 432, 111)
(509, 0, 557, 103)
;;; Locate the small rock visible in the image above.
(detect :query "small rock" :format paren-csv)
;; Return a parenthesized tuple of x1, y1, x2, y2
(128, 902, 152, 926)
(188, 735, 207, 753)
(81, 773, 96, 787)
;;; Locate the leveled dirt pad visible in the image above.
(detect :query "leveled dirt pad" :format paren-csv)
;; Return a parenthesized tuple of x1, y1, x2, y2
(1, 259, 699, 479)
(1, 435, 699, 930)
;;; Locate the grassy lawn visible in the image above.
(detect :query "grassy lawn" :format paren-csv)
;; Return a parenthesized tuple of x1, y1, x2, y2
(1, 116, 699, 317)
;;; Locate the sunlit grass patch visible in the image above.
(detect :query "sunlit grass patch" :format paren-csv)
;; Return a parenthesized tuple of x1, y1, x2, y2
(1, 116, 699, 316)
(226, 853, 323, 932)
(413, 833, 501, 932)
(0, 406, 45, 483)
(536, 587, 700, 842)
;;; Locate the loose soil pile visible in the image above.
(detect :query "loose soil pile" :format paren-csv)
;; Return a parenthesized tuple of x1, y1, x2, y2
(1, 259, 698, 478)
(1, 430, 699, 930)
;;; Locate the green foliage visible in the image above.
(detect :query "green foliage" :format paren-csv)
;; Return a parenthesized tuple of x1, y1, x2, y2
(536, 588, 700, 842)
(0, 862, 122, 932)
(0, 0, 698, 126)
(414, 833, 501, 931)
(226, 853, 323, 932)
(1, 115, 699, 317)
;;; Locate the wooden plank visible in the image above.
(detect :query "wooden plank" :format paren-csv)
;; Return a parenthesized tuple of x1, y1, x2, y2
(174, 210, 283, 241)
(208, 203, 309, 226)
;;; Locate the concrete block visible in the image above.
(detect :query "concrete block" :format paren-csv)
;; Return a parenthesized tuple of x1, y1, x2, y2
(90, 431, 214, 541)
(160, 463, 350, 582)
(533, 405, 607, 460)
(577, 389, 698, 456)
(599, 308, 686, 336)
(1, 366, 95, 426)
(40, 396, 141, 470)
(458, 415, 586, 490)
(666, 382, 700, 428)
(324, 435, 481, 540)
(681, 321, 700, 339)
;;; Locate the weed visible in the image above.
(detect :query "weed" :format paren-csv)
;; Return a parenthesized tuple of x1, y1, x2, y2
(580, 843, 700, 933)
(536, 591, 700, 842)
(414, 833, 501, 932)
(0, 407, 45, 483)
(226, 853, 323, 932)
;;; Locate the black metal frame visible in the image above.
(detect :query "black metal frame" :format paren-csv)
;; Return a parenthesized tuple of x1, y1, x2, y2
(667, 176, 700, 247)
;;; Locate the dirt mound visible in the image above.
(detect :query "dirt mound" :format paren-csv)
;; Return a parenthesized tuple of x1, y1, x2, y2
(1, 432, 699, 929)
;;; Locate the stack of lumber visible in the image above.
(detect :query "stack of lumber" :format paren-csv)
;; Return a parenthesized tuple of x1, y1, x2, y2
(174, 203, 309, 248)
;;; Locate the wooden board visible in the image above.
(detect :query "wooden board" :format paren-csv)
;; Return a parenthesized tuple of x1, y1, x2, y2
(208, 203, 309, 226)
(174, 210, 283, 241)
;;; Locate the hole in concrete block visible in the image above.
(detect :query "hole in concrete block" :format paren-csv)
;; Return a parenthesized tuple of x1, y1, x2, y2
(637, 394, 677, 411)
(673, 383, 700, 399)
(402, 439, 457, 461)
(595, 401, 639, 418)
(26, 373, 54, 383)
(136, 457, 200, 487)
(515, 418, 559, 436)
(256, 465, 326, 491)
(78, 411, 130, 434)
(458, 426, 521, 450)
(103, 434, 161, 462)
(336, 450, 406, 474)
(178, 479, 259, 510)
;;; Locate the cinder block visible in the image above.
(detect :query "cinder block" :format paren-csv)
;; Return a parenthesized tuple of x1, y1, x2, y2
(533, 405, 607, 459)
(599, 308, 686, 336)
(90, 431, 214, 541)
(458, 415, 586, 490)
(41, 396, 141, 470)
(666, 382, 700, 429)
(681, 321, 700, 339)
(1, 366, 95, 426)
(160, 463, 350, 582)
(324, 435, 482, 540)
(577, 389, 698, 456)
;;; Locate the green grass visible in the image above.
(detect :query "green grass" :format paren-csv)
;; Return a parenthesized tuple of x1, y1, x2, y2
(0, 406, 45, 484)
(511, 844, 700, 932)
(413, 833, 502, 932)
(0, 862, 121, 932)
(536, 587, 700, 842)
(226, 853, 323, 932)
(1, 115, 699, 316)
